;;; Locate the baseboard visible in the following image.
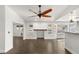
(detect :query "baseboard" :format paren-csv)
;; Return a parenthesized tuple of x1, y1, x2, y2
(5, 47, 13, 53)
(57, 38, 65, 39)
(23, 39, 37, 40)
(65, 47, 77, 54)
(37, 38, 44, 39)
(0, 47, 13, 53)
(23, 37, 37, 40)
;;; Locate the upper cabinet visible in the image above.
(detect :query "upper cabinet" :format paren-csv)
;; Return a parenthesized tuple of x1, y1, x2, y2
(65, 8, 79, 33)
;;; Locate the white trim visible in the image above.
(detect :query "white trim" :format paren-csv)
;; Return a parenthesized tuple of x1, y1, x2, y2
(23, 39, 36, 40)
(0, 47, 13, 53)
(65, 47, 77, 54)
(5, 47, 13, 53)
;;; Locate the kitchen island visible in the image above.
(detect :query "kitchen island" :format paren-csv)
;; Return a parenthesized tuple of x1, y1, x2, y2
(65, 32, 79, 54)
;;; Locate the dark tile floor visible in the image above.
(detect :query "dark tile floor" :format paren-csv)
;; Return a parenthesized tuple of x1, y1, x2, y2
(6, 37, 71, 54)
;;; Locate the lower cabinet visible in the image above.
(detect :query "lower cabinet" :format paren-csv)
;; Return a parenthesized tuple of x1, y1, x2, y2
(65, 32, 79, 54)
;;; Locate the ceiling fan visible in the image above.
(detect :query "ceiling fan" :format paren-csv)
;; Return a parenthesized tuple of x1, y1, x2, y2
(28, 5, 53, 18)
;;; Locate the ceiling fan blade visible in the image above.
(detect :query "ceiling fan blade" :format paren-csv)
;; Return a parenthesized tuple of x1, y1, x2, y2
(25, 15, 37, 21)
(25, 15, 37, 19)
(42, 14, 51, 17)
(28, 15, 37, 17)
(29, 9, 38, 15)
(41, 9, 52, 15)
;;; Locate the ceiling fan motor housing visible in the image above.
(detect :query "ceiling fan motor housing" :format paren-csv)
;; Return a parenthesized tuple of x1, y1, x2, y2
(39, 5, 41, 7)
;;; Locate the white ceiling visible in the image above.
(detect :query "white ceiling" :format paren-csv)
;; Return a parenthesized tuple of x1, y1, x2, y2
(8, 5, 79, 21)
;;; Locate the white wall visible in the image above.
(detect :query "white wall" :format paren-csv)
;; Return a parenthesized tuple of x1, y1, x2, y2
(4, 6, 24, 52)
(0, 6, 5, 53)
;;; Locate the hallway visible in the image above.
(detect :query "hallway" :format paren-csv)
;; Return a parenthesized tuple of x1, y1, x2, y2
(7, 37, 70, 54)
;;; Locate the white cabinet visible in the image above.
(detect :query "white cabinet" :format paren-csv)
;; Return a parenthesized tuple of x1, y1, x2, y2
(37, 31, 44, 38)
(65, 32, 79, 54)
(44, 24, 57, 39)
(66, 21, 79, 33)
(69, 21, 77, 32)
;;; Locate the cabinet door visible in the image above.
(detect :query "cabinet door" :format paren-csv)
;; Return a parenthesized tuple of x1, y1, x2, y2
(37, 31, 44, 38)
(65, 33, 72, 49)
(70, 34, 79, 53)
